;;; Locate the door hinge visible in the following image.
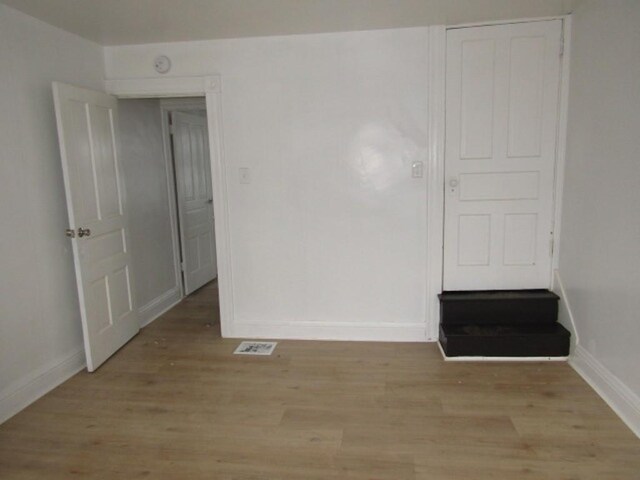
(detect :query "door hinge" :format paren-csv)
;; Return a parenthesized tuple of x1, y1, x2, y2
(550, 235, 555, 257)
(180, 261, 185, 271)
(560, 30, 565, 57)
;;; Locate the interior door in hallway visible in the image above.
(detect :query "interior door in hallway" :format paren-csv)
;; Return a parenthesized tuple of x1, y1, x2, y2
(443, 20, 563, 290)
(171, 111, 217, 295)
(53, 82, 139, 371)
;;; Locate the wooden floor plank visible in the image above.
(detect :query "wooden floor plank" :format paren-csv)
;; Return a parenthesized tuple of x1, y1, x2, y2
(1, 280, 639, 479)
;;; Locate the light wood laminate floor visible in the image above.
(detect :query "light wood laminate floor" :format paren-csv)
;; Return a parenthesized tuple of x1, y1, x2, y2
(1, 281, 639, 479)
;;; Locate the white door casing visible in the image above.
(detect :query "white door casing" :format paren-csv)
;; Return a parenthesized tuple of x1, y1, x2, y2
(52, 82, 139, 371)
(443, 20, 562, 291)
(171, 111, 218, 294)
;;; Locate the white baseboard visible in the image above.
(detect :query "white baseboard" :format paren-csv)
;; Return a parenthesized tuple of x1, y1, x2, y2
(230, 321, 428, 342)
(138, 286, 182, 328)
(0, 348, 86, 425)
(570, 345, 640, 438)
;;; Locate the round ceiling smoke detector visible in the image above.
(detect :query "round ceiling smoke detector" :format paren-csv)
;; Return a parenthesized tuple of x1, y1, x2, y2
(153, 55, 171, 74)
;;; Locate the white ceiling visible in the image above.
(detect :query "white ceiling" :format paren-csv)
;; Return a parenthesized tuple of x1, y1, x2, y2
(1, 0, 581, 46)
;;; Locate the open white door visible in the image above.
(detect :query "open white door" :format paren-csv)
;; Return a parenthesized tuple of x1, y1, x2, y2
(171, 111, 217, 294)
(443, 20, 562, 290)
(53, 82, 139, 371)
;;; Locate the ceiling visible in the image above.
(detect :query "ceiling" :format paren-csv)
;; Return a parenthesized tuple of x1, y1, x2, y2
(1, 0, 581, 46)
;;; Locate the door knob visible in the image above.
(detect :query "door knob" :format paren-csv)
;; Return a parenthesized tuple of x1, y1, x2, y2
(65, 229, 75, 238)
(78, 227, 91, 238)
(449, 178, 459, 188)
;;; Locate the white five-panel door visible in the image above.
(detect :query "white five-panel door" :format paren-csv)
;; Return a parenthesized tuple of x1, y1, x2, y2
(443, 20, 563, 290)
(53, 82, 139, 371)
(171, 111, 217, 295)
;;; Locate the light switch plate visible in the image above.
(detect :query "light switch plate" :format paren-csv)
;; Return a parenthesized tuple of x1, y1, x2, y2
(412, 161, 424, 178)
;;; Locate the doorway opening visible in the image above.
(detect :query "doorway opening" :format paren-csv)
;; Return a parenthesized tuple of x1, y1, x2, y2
(53, 78, 228, 371)
(118, 97, 218, 326)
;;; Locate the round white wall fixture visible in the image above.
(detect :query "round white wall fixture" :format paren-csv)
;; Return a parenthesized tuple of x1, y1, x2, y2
(153, 55, 171, 74)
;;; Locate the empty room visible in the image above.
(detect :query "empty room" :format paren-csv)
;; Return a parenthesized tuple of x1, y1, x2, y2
(1, 0, 639, 478)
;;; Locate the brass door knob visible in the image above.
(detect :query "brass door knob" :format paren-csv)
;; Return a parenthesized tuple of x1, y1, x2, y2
(78, 228, 91, 238)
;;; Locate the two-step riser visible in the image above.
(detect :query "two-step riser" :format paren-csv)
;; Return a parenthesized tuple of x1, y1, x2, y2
(438, 290, 569, 358)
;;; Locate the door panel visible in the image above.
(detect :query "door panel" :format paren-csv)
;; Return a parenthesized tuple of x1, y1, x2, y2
(89, 104, 122, 219)
(460, 38, 495, 159)
(507, 36, 546, 157)
(172, 111, 217, 294)
(443, 20, 562, 290)
(53, 82, 139, 371)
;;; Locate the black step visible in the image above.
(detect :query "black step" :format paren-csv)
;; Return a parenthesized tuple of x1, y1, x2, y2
(439, 289, 559, 326)
(439, 323, 570, 357)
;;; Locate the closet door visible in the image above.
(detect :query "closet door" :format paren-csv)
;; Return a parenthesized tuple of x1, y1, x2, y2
(443, 20, 562, 290)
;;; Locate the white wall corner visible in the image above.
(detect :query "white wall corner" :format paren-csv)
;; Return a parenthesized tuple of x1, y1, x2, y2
(0, 349, 86, 425)
(550, 15, 572, 275)
(570, 345, 640, 439)
(554, 270, 640, 438)
(105, 74, 221, 98)
(205, 90, 234, 338)
(138, 286, 183, 328)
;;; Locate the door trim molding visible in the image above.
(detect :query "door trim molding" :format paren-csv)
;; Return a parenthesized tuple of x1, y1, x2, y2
(426, 26, 446, 342)
(205, 89, 234, 337)
(106, 75, 234, 337)
(105, 75, 220, 98)
(550, 16, 572, 275)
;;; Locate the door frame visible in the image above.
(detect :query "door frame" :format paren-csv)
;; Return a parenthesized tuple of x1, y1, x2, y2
(425, 16, 572, 341)
(105, 75, 234, 337)
(158, 97, 210, 300)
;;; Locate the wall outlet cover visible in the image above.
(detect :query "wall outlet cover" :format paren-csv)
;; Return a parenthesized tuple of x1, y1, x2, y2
(239, 167, 251, 184)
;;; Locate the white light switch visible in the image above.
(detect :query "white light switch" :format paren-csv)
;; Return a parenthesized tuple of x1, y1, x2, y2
(239, 167, 251, 184)
(412, 161, 424, 178)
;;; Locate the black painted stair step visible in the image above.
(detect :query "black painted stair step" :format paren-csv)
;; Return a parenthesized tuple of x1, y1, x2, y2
(439, 323, 570, 357)
(439, 289, 560, 326)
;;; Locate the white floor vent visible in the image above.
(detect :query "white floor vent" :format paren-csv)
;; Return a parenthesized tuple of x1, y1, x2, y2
(234, 341, 277, 356)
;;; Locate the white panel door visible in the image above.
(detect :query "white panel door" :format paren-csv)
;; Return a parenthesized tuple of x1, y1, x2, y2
(53, 82, 139, 371)
(172, 111, 217, 294)
(444, 20, 562, 290)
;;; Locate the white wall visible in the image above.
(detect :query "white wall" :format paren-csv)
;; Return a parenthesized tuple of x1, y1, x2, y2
(105, 28, 430, 341)
(0, 5, 105, 422)
(560, 0, 640, 434)
(118, 99, 181, 326)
